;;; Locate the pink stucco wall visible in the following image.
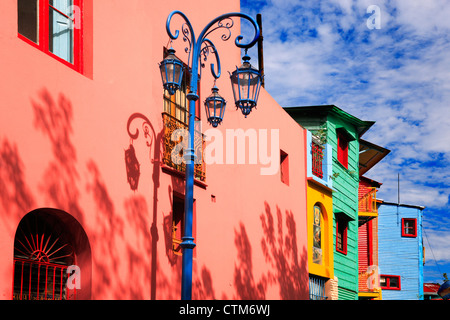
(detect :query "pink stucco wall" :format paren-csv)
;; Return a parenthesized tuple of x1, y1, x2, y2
(0, 0, 308, 299)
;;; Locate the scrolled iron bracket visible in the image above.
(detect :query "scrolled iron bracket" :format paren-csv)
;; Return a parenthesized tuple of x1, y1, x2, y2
(165, 10, 260, 83)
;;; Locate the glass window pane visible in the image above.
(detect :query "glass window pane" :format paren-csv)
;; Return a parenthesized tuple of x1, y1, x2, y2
(49, 0, 74, 63)
(390, 277, 399, 288)
(18, 0, 39, 43)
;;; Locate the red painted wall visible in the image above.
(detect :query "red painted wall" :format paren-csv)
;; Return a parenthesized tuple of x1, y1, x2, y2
(0, 0, 308, 299)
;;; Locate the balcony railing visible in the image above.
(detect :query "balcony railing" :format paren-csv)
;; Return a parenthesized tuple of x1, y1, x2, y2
(358, 270, 380, 293)
(358, 187, 377, 215)
(311, 139, 324, 179)
(12, 258, 76, 300)
(162, 112, 206, 182)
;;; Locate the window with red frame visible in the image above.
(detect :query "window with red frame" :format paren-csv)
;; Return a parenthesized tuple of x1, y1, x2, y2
(280, 150, 289, 186)
(336, 216, 348, 255)
(380, 275, 401, 290)
(172, 195, 185, 256)
(18, 0, 83, 72)
(337, 131, 349, 168)
(402, 218, 417, 237)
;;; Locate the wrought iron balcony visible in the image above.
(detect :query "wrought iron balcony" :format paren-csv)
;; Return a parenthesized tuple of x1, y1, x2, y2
(358, 269, 382, 299)
(358, 187, 378, 217)
(162, 112, 206, 182)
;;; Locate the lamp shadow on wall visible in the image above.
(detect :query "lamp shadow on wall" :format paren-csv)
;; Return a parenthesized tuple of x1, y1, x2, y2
(126, 112, 169, 299)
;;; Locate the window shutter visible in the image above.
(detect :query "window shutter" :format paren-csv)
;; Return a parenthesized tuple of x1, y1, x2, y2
(337, 132, 348, 168)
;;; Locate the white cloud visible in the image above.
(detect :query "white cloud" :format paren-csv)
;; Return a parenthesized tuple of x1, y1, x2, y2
(241, 0, 450, 216)
(424, 228, 450, 264)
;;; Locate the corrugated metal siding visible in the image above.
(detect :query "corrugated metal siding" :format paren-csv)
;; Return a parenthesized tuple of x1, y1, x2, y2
(359, 223, 369, 272)
(338, 286, 357, 300)
(378, 203, 424, 300)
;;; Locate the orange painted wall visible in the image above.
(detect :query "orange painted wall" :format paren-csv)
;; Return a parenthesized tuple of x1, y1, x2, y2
(0, 0, 308, 299)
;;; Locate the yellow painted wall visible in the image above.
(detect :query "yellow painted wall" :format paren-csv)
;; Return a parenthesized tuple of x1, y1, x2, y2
(307, 179, 334, 279)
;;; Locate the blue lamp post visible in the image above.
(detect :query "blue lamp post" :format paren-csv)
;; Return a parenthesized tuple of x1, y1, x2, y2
(159, 10, 262, 300)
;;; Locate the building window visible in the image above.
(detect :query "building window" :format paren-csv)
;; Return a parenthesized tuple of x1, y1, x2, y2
(163, 70, 190, 125)
(313, 205, 322, 265)
(309, 275, 328, 300)
(163, 48, 200, 125)
(311, 138, 324, 179)
(280, 150, 289, 185)
(336, 216, 348, 255)
(380, 275, 401, 290)
(18, 0, 83, 71)
(161, 48, 205, 181)
(402, 218, 417, 238)
(337, 130, 349, 169)
(172, 195, 185, 256)
(13, 212, 76, 300)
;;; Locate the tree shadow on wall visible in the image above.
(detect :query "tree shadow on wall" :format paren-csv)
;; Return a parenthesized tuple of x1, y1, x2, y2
(0, 139, 35, 234)
(260, 202, 308, 299)
(29, 89, 158, 299)
(233, 201, 308, 300)
(234, 222, 267, 299)
(123, 195, 152, 299)
(31, 89, 84, 225)
(193, 266, 216, 300)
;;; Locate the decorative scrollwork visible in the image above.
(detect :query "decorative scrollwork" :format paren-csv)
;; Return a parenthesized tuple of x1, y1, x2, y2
(204, 17, 234, 42)
(127, 113, 155, 148)
(126, 113, 157, 190)
(165, 10, 260, 82)
(182, 23, 192, 59)
(162, 113, 206, 182)
(200, 39, 221, 79)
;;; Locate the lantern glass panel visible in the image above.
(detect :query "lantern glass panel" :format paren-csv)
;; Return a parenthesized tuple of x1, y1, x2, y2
(230, 61, 261, 106)
(205, 88, 226, 127)
(160, 49, 184, 94)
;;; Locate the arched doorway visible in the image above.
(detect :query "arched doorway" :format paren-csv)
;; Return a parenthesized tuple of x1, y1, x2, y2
(12, 209, 91, 300)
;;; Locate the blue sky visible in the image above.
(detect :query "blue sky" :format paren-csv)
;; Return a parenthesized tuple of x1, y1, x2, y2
(240, 0, 450, 285)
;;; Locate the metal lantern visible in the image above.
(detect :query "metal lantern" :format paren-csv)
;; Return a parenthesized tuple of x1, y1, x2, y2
(160, 47, 184, 95)
(204, 86, 226, 127)
(230, 53, 262, 117)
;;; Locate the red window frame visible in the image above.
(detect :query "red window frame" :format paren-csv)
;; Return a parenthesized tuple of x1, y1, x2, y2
(18, 0, 83, 73)
(380, 275, 401, 290)
(280, 150, 289, 186)
(337, 131, 349, 169)
(336, 217, 348, 255)
(401, 218, 417, 238)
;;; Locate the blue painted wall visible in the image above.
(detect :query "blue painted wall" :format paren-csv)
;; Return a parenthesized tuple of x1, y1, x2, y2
(378, 202, 424, 300)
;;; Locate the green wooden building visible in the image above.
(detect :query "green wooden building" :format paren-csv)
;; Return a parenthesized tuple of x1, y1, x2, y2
(285, 105, 374, 300)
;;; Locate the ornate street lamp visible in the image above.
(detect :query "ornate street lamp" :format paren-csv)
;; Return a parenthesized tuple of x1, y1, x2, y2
(204, 85, 226, 127)
(230, 52, 263, 117)
(160, 10, 261, 300)
(159, 47, 184, 95)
